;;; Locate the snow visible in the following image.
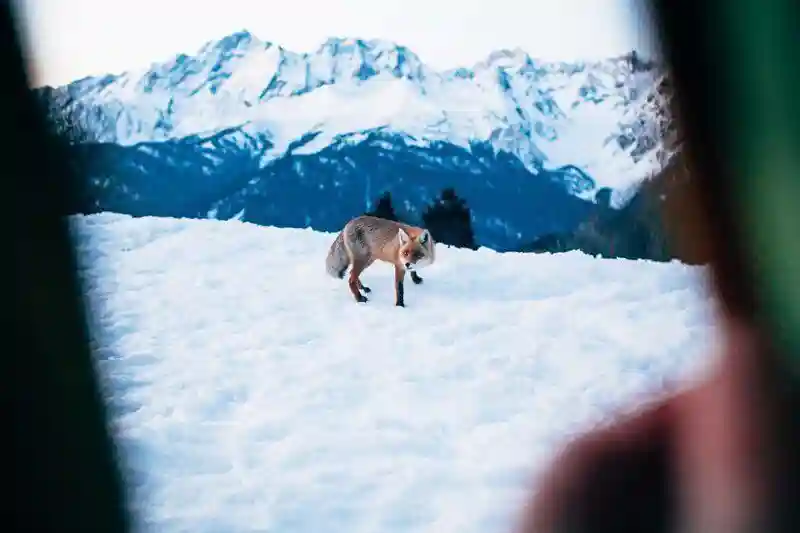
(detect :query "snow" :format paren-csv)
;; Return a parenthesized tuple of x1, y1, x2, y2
(70, 212, 717, 533)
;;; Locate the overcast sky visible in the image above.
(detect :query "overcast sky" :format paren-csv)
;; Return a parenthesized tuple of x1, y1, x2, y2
(15, 0, 660, 87)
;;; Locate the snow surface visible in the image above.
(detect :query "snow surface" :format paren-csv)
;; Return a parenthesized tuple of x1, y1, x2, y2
(71, 212, 718, 533)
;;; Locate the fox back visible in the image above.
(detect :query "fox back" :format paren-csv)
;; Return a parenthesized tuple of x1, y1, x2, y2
(344, 215, 435, 268)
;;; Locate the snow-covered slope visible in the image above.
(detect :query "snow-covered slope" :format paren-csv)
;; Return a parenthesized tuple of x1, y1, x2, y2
(38, 31, 669, 192)
(41, 33, 661, 172)
(37, 31, 676, 252)
(72, 212, 715, 533)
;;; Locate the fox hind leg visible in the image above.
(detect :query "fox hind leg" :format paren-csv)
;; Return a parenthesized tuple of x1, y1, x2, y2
(348, 259, 373, 303)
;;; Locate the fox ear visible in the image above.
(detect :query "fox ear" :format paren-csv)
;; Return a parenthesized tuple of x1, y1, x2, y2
(418, 230, 430, 246)
(397, 228, 410, 245)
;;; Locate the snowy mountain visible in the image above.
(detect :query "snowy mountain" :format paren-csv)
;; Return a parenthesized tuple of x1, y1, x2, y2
(37, 30, 673, 251)
(73, 212, 713, 532)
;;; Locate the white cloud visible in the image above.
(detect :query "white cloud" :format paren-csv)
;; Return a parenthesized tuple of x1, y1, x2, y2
(16, 0, 659, 87)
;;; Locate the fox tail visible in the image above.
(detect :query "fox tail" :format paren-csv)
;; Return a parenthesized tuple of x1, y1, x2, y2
(325, 231, 350, 279)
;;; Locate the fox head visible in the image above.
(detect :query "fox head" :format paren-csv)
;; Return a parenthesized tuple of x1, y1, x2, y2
(397, 228, 435, 271)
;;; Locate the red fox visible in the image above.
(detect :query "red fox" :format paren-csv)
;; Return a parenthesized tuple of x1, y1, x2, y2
(326, 215, 436, 307)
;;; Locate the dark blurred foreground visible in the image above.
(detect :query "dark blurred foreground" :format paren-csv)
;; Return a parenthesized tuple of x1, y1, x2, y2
(5, 0, 799, 532)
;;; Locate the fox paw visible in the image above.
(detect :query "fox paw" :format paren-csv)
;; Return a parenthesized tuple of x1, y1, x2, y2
(356, 295, 368, 303)
(395, 301, 405, 307)
(361, 285, 371, 293)
(410, 272, 423, 285)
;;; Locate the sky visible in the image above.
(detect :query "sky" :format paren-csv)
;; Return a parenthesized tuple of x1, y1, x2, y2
(14, 0, 660, 87)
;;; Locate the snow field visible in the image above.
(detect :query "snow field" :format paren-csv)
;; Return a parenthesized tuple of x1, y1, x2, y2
(70, 212, 717, 533)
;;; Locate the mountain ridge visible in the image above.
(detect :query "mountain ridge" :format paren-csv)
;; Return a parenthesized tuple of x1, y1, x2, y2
(36, 29, 668, 190)
(34, 30, 657, 92)
(36, 28, 675, 252)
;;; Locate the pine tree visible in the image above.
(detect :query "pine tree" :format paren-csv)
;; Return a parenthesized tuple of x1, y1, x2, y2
(365, 191, 398, 221)
(422, 188, 477, 250)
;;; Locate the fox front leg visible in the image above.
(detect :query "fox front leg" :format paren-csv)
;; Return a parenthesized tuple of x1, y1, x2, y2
(394, 265, 406, 307)
(410, 271, 423, 285)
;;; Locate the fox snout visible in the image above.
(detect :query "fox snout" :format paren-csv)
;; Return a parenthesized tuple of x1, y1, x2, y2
(401, 248, 427, 270)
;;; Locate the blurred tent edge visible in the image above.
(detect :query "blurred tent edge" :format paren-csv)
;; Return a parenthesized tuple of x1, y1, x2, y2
(646, 0, 759, 324)
(651, 0, 800, 386)
(3, 3, 132, 533)
(4, 0, 797, 529)
(643, 0, 800, 531)
(648, 0, 800, 386)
